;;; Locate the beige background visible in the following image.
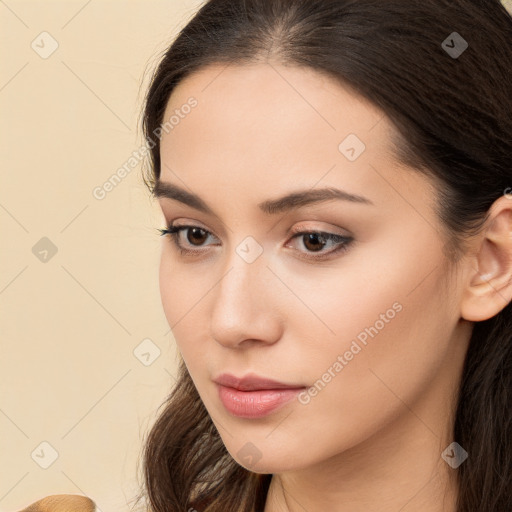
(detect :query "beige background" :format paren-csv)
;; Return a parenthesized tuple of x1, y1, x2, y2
(0, 1, 204, 511)
(2, 1, 512, 511)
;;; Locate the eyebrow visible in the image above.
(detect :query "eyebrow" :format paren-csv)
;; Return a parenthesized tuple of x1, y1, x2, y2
(152, 179, 374, 215)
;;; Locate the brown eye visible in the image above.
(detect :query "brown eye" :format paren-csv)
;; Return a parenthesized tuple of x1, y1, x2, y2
(158, 224, 218, 255)
(287, 229, 353, 261)
(301, 233, 327, 252)
(186, 227, 209, 246)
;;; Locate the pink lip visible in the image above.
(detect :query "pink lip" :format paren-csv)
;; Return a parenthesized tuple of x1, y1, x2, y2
(213, 372, 304, 391)
(214, 373, 306, 418)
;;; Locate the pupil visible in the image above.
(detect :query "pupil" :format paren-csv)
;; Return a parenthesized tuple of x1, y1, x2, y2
(305, 233, 325, 252)
(188, 228, 206, 245)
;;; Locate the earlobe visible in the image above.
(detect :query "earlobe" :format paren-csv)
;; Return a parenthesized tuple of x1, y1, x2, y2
(460, 197, 512, 322)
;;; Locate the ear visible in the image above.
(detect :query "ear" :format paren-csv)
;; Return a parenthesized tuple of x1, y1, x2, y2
(461, 195, 512, 322)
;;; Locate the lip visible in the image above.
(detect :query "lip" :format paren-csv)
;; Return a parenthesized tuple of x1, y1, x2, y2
(213, 372, 304, 391)
(214, 372, 306, 418)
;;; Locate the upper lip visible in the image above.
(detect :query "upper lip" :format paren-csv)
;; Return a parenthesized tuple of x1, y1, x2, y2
(214, 372, 305, 391)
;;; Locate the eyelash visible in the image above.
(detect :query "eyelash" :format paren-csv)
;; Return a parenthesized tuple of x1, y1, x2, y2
(158, 223, 353, 261)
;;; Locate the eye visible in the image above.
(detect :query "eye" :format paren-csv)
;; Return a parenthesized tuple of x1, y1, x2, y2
(158, 224, 219, 256)
(286, 228, 353, 261)
(158, 223, 354, 261)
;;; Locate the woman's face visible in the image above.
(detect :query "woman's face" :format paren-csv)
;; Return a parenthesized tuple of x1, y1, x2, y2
(156, 62, 471, 473)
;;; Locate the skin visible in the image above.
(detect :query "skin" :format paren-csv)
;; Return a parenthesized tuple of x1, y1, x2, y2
(155, 61, 512, 511)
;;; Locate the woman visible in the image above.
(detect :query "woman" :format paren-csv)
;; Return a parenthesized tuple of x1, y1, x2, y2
(134, 0, 512, 511)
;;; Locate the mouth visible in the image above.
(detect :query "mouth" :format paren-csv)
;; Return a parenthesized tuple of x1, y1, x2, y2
(213, 372, 307, 418)
(213, 372, 305, 391)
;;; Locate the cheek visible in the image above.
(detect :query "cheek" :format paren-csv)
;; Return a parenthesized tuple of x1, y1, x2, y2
(292, 287, 447, 461)
(159, 249, 197, 326)
(158, 251, 212, 364)
(246, 245, 453, 467)
(158, 251, 195, 347)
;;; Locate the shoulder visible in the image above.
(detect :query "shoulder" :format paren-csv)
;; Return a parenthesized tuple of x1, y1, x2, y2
(14, 495, 96, 512)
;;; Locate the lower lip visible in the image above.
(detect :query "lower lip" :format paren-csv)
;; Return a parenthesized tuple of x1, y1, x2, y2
(217, 384, 305, 418)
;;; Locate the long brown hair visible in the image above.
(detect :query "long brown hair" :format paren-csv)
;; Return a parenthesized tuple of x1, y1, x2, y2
(133, 1, 512, 510)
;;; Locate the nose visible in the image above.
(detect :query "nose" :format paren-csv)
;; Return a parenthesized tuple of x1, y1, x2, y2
(209, 251, 283, 349)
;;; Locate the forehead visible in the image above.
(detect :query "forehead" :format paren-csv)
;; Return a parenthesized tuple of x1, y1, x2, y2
(158, 62, 433, 214)
(163, 62, 388, 138)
